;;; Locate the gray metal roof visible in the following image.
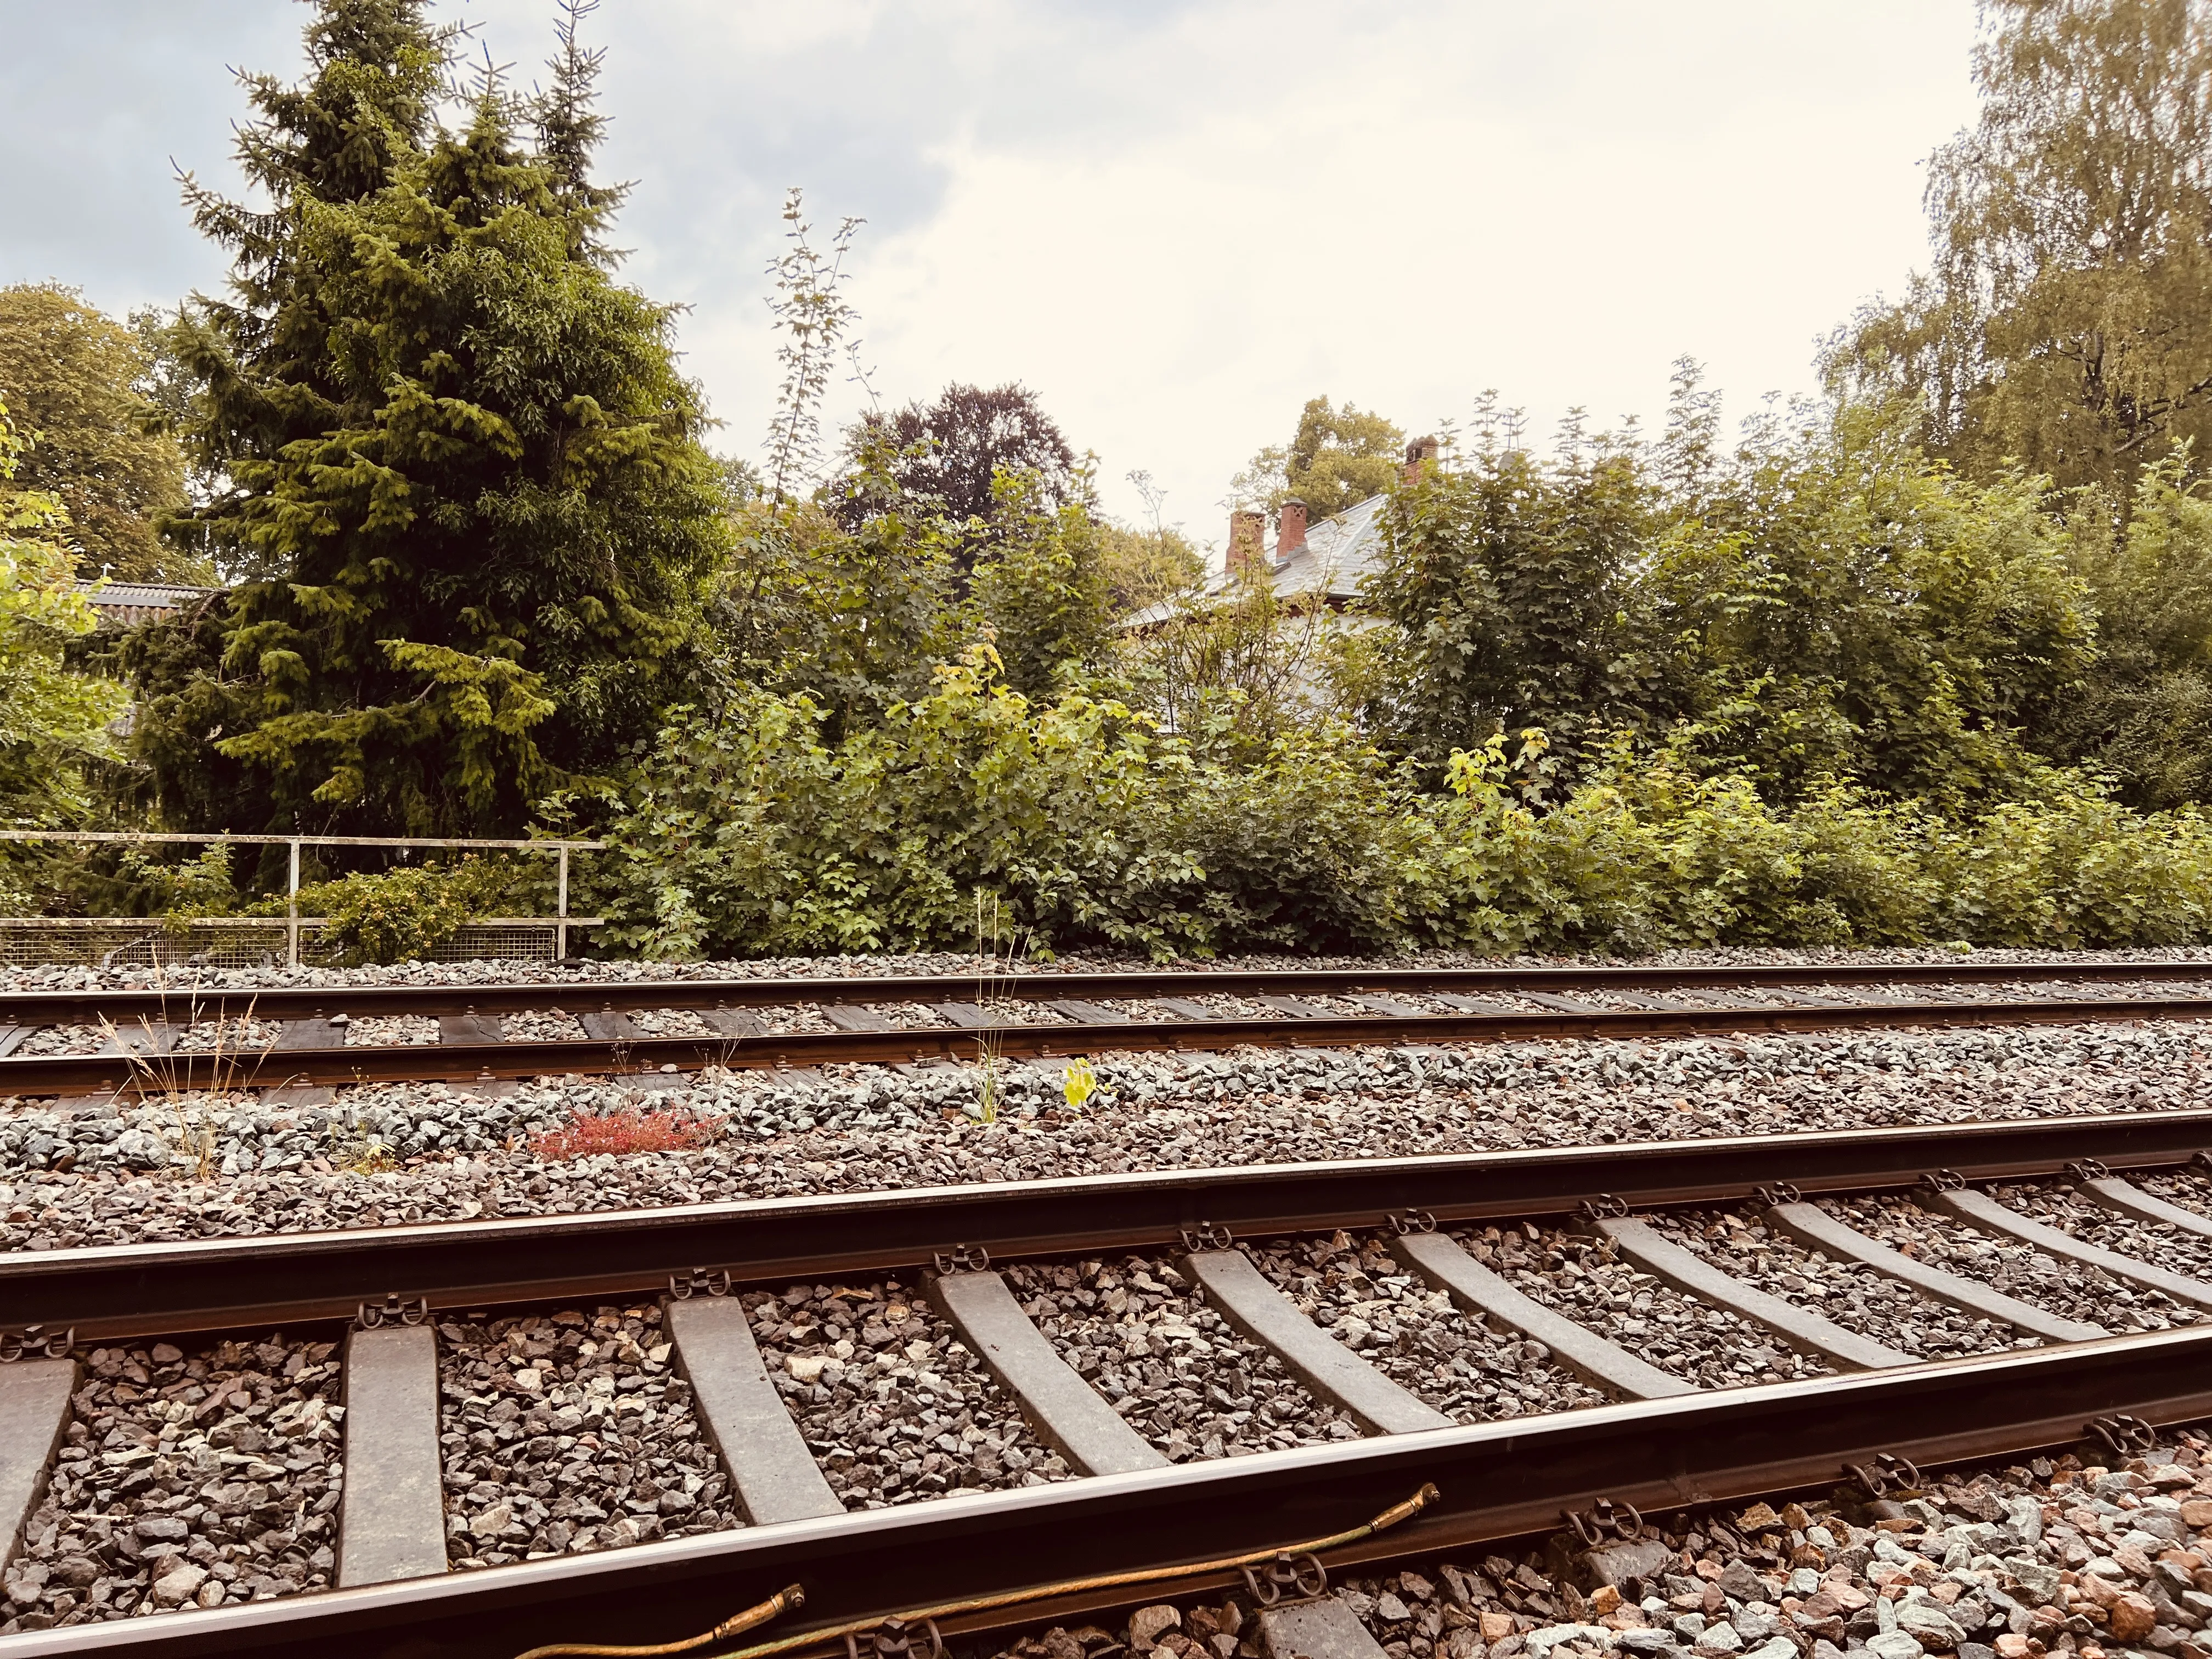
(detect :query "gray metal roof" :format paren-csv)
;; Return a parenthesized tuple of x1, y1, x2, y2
(1122, 492, 1389, 629)
(71, 581, 221, 625)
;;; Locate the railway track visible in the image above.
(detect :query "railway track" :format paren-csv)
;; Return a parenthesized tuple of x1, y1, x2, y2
(9, 1111, 2212, 1657)
(4, 960, 2211, 1098)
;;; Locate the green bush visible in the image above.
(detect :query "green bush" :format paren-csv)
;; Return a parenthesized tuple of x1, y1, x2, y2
(266, 857, 523, 967)
(593, 651, 2212, 961)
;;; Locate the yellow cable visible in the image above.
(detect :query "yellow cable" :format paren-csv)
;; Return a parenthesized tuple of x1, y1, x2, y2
(517, 1583, 805, 1658)
(516, 1483, 1438, 1659)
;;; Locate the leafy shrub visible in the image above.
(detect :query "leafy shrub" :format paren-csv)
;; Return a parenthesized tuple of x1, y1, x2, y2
(266, 856, 523, 966)
(117, 843, 240, 920)
(594, 650, 2212, 960)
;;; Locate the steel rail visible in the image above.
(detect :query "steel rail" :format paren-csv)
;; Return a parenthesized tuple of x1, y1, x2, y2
(2, 957, 2209, 1025)
(8, 992, 2212, 1097)
(8, 1322, 2212, 1659)
(6, 1110, 2208, 1341)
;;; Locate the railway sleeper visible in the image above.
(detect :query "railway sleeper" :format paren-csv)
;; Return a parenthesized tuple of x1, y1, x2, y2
(7, 968, 2212, 1092)
(12, 1167, 2212, 1635)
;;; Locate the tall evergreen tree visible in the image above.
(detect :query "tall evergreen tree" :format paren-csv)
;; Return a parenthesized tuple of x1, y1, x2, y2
(134, 0, 728, 838)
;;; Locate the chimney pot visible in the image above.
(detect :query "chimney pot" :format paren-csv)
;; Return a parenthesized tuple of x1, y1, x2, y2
(1228, 508, 1267, 575)
(1277, 497, 1309, 558)
(1402, 435, 1440, 486)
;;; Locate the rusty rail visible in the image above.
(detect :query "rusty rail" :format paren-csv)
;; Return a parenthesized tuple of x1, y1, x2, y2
(5, 989, 2211, 1097)
(7, 1110, 2212, 1657)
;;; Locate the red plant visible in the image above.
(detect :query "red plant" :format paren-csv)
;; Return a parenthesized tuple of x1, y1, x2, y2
(531, 1105, 711, 1161)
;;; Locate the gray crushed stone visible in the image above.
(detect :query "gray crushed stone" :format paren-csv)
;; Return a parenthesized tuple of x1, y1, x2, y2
(1643, 1208, 2028, 1359)
(1466, 1226, 1833, 1387)
(1242, 1230, 1605, 1421)
(1818, 1192, 2204, 1333)
(438, 1303, 731, 1568)
(1987, 1182, 2212, 1284)
(9, 1017, 2212, 1252)
(0, 1333, 342, 1633)
(745, 1277, 1070, 1505)
(1000, 1254, 1358, 1459)
(8, 943, 2209, 998)
(973, 1429, 2212, 1659)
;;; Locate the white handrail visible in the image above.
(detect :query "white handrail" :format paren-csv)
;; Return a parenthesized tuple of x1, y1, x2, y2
(0, 830, 606, 965)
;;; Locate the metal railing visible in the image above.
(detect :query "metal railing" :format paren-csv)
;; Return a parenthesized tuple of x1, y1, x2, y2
(0, 830, 606, 965)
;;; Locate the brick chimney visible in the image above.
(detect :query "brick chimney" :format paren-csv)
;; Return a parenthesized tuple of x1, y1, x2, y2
(1403, 435, 1439, 486)
(1227, 508, 1267, 575)
(1277, 496, 1308, 558)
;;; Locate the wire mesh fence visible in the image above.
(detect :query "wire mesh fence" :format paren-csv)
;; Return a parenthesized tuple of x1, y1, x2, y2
(0, 918, 572, 968)
(0, 831, 603, 966)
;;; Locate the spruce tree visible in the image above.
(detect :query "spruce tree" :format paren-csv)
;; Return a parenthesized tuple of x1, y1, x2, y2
(137, 0, 727, 836)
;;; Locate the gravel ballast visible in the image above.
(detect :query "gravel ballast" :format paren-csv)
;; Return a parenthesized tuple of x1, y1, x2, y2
(1644, 1208, 2028, 1359)
(1470, 1226, 1835, 1388)
(970, 1428, 2212, 1659)
(744, 1277, 1071, 1505)
(437, 1304, 732, 1568)
(9, 942, 2212, 997)
(1001, 1254, 1358, 1459)
(0, 1333, 343, 1633)
(1986, 1182, 2212, 1283)
(7, 1013, 2212, 1251)
(1818, 1193, 2207, 1333)
(1244, 1230, 1605, 1421)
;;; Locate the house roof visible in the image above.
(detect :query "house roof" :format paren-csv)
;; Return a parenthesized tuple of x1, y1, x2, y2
(71, 581, 221, 628)
(1121, 492, 1389, 629)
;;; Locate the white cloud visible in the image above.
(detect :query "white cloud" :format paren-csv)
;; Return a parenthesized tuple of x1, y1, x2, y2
(591, 0, 1983, 544)
(4, 0, 1981, 549)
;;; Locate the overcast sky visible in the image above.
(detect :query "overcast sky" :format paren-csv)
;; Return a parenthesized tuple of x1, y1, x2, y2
(5, 1, 1981, 549)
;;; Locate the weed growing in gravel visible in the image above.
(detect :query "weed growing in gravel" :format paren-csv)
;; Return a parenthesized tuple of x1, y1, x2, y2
(972, 893, 1030, 1125)
(96, 984, 268, 1182)
(1062, 1057, 1096, 1112)
(327, 1126, 396, 1175)
(531, 1105, 712, 1161)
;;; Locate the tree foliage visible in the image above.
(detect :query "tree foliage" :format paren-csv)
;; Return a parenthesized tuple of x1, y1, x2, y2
(1644, 401, 2094, 805)
(1355, 381, 2096, 808)
(0, 285, 198, 583)
(760, 192, 867, 504)
(1359, 405, 1654, 775)
(1233, 395, 1405, 518)
(1092, 520, 1203, 616)
(1830, 0, 2212, 496)
(1119, 564, 1358, 744)
(707, 442, 1109, 737)
(830, 382, 1077, 579)
(134, 0, 727, 838)
(2050, 449, 2212, 802)
(0, 400, 128, 828)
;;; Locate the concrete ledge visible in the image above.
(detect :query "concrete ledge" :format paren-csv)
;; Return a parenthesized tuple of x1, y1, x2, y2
(0, 1359, 76, 1572)
(338, 1325, 448, 1587)
(1182, 1249, 1451, 1436)
(665, 1297, 843, 1524)
(927, 1270, 1165, 1476)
